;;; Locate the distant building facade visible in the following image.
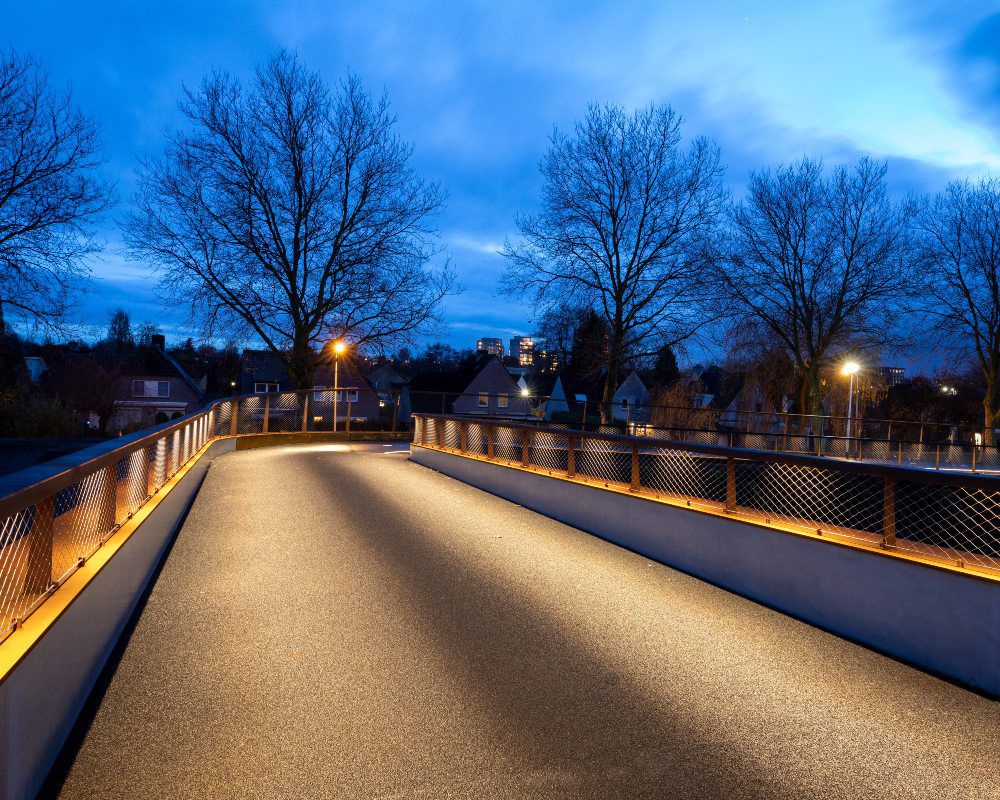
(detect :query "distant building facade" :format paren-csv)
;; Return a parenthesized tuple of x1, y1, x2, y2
(880, 366, 905, 388)
(476, 337, 505, 358)
(509, 336, 534, 366)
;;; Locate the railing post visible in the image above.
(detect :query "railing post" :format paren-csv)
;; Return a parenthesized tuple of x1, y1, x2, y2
(566, 434, 575, 477)
(630, 444, 640, 491)
(487, 425, 495, 460)
(521, 428, 531, 467)
(391, 390, 399, 433)
(262, 394, 270, 434)
(897, 442, 903, 465)
(346, 397, 352, 435)
(24, 497, 55, 594)
(437, 416, 445, 449)
(301, 392, 310, 433)
(935, 444, 941, 470)
(229, 399, 238, 436)
(460, 421, 468, 453)
(726, 456, 736, 512)
(883, 478, 896, 547)
(145, 444, 156, 498)
(972, 445, 977, 473)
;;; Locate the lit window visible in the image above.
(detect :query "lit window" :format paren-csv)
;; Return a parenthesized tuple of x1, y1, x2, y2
(498, 394, 508, 408)
(478, 392, 489, 407)
(133, 380, 171, 398)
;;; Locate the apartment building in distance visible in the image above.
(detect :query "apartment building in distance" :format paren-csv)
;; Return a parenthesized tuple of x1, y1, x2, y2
(476, 337, 505, 358)
(509, 336, 534, 366)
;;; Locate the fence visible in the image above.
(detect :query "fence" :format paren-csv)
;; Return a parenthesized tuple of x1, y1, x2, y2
(405, 390, 999, 473)
(412, 413, 1000, 577)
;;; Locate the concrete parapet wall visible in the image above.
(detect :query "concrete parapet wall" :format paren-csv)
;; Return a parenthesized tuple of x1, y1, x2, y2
(0, 438, 236, 800)
(411, 445, 1000, 696)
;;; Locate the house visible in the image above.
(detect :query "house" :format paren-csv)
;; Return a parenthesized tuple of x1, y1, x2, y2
(111, 345, 203, 431)
(612, 371, 651, 423)
(366, 362, 411, 427)
(240, 349, 382, 424)
(408, 353, 529, 417)
(42, 343, 203, 433)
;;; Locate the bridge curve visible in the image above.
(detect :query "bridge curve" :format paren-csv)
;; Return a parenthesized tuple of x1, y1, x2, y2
(45, 444, 999, 799)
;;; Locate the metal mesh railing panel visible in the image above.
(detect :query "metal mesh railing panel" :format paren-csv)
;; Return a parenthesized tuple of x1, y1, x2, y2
(493, 426, 519, 463)
(893, 481, 1000, 569)
(529, 430, 569, 473)
(0, 508, 43, 635)
(736, 461, 883, 545)
(268, 392, 305, 433)
(214, 401, 233, 436)
(467, 423, 487, 456)
(443, 419, 461, 450)
(576, 438, 631, 486)
(237, 395, 264, 435)
(637, 446, 726, 505)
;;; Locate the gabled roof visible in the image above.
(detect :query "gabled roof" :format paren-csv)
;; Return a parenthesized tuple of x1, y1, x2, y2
(67, 347, 202, 398)
(408, 353, 512, 412)
(408, 352, 496, 395)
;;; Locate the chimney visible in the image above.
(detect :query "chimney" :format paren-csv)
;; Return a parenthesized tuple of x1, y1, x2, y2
(151, 333, 166, 350)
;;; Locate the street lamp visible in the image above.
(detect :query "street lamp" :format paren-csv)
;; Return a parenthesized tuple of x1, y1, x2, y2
(331, 340, 347, 431)
(841, 361, 860, 455)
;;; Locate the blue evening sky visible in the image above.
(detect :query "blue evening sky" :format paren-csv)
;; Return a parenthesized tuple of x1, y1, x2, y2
(5, 1, 1000, 354)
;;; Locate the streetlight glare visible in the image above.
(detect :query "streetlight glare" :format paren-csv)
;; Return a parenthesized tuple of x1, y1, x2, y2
(332, 340, 346, 355)
(841, 361, 860, 376)
(520, 387, 530, 397)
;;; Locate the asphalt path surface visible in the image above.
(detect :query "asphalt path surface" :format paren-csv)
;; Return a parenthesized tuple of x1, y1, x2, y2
(47, 444, 999, 799)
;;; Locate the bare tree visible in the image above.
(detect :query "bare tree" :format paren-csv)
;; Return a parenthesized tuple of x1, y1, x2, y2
(0, 50, 113, 330)
(502, 103, 726, 420)
(717, 156, 912, 427)
(916, 178, 1000, 442)
(126, 51, 452, 388)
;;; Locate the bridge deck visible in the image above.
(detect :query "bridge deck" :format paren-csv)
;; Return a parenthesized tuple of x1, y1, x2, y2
(46, 445, 998, 799)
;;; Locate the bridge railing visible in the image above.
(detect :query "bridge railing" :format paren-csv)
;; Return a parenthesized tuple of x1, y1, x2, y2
(0, 404, 222, 644)
(412, 413, 1000, 577)
(0, 388, 415, 646)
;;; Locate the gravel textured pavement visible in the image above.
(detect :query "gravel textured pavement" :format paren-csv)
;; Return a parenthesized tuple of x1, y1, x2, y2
(46, 444, 999, 799)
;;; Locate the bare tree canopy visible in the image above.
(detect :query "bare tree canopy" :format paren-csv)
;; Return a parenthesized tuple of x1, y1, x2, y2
(717, 156, 912, 421)
(126, 50, 452, 388)
(916, 178, 1000, 440)
(501, 103, 726, 417)
(0, 50, 112, 331)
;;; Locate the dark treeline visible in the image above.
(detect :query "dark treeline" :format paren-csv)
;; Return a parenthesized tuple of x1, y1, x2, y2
(1, 47, 999, 439)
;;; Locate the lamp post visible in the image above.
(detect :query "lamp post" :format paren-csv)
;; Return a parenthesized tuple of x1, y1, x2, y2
(841, 361, 860, 456)
(332, 340, 346, 432)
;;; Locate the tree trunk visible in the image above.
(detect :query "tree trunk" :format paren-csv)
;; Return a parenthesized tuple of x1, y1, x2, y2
(287, 337, 315, 391)
(983, 370, 999, 445)
(804, 365, 823, 451)
(601, 344, 623, 427)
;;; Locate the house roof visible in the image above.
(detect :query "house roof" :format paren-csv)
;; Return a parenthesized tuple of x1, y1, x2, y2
(366, 363, 410, 389)
(241, 349, 375, 392)
(69, 347, 202, 397)
(408, 353, 514, 412)
(408, 352, 495, 395)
